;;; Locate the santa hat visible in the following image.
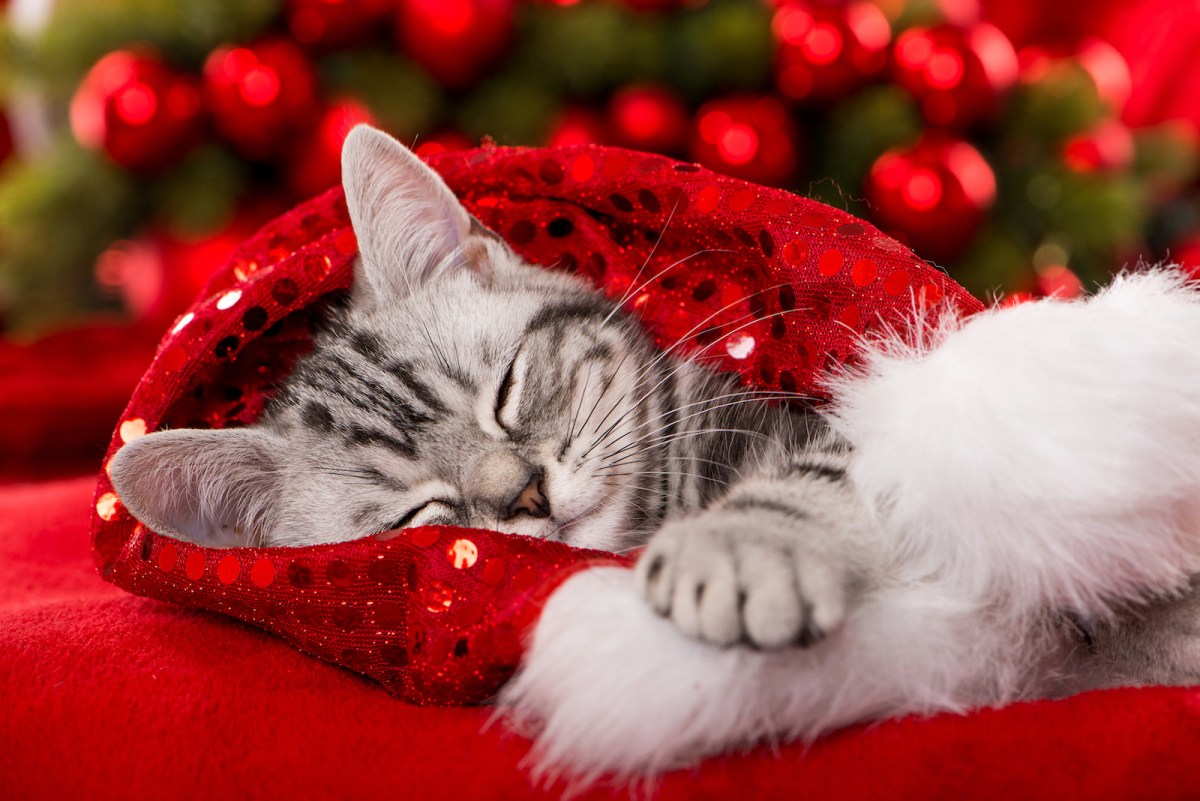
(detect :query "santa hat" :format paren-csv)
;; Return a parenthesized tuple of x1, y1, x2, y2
(92, 144, 1200, 779)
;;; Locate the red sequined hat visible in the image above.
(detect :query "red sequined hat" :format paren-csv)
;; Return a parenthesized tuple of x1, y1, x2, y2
(92, 145, 983, 706)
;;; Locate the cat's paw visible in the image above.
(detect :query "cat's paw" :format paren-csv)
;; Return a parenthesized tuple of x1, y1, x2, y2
(635, 510, 848, 649)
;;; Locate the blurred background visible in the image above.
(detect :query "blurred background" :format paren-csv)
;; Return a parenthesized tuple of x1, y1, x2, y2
(1, 0, 1199, 478)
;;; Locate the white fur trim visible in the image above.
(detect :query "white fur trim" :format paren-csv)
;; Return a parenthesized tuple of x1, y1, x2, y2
(831, 269, 1200, 616)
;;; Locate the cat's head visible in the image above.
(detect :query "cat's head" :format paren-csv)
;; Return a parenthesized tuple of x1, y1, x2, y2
(110, 126, 665, 552)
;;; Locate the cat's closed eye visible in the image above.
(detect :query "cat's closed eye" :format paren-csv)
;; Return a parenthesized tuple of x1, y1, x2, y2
(494, 353, 524, 433)
(389, 500, 457, 530)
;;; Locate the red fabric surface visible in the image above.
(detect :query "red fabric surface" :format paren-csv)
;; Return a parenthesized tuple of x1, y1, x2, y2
(6, 475, 1200, 799)
(91, 144, 981, 706)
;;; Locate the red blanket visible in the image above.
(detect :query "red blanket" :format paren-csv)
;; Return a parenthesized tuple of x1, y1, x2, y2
(4, 474, 1200, 799)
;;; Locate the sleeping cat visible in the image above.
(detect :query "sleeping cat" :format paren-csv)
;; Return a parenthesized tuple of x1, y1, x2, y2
(111, 125, 868, 649)
(111, 126, 1200, 745)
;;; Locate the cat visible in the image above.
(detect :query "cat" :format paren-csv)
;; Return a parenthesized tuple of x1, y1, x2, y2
(111, 124, 869, 649)
(111, 126, 1200, 772)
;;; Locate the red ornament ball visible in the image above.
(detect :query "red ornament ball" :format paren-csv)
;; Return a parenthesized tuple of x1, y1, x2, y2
(689, 96, 801, 186)
(1062, 119, 1134, 174)
(94, 199, 284, 326)
(865, 132, 996, 263)
(285, 98, 378, 199)
(285, 0, 394, 50)
(1019, 39, 1132, 115)
(70, 50, 202, 173)
(203, 39, 321, 160)
(891, 22, 1018, 128)
(1176, 234, 1200, 281)
(608, 85, 689, 154)
(545, 107, 611, 147)
(772, 0, 891, 102)
(394, 0, 515, 90)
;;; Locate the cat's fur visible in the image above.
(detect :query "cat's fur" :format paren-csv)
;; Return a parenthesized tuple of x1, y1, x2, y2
(112, 126, 1200, 773)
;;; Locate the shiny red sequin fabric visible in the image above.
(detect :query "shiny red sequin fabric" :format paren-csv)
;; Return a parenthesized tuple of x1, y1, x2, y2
(91, 145, 983, 706)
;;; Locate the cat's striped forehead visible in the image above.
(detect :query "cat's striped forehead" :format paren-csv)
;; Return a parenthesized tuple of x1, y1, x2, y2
(271, 256, 630, 460)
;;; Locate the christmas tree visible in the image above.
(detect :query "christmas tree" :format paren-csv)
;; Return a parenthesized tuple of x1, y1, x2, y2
(0, 0, 1197, 332)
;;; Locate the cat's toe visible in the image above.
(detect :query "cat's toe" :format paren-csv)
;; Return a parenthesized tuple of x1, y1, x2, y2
(736, 542, 805, 648)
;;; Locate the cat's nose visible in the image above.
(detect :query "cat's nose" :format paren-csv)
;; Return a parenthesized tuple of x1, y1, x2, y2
(504, 471, 550, 520)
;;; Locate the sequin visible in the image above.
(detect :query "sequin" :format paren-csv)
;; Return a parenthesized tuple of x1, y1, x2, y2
(779, 285, 796, 310)
(851, 259, 878, 286)
(725, 334, 756, 360)
(782, 239, 809, 268)
(448, 538, 479, 569)
(242, 306, 268, 331)
(171, 313, 195, 335)
(410, 528, 441, 548)
(758, 229, 775, 257)
(96, 492, 121, 521)
(327, 560, 354, 587)
(818, 249, 844, 276)
(216, 289, 243, 310)
(883, 270, 912, 296)
(609, 193, 634, 212)
(231, 259, 259, 281)
(185, 551, 206, 580)
(919, 282, 944, 304)
(692, 279, 717, 302)
(779, 369, 798, 394)
(481, 558, 506, 585)
(334, 228, 358, 255)
(570, 155, 595, 182)
(836, 222, 866, 237)
(539, 159, 564, 184)
(158, 543, 178, 572)
(423, 581, 454, 613)
(272, 278, 300, 306)
(251, 558, 276, 587)
(303, 253, 333, 281)
(696, 186, 720, 213)
(119, 418, 147, 443)
(839, 304, 862, 329)
(288, 561, 313, 587)
(547, 218, 574, 238)
(638, 189, 661, 213)
(215, 336, 239, 358)
(217, 555, 240, 584)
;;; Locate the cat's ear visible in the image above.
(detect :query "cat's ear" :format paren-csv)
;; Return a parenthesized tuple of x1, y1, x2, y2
(109, 428, 284, 547)
(341, 124, 476, 304)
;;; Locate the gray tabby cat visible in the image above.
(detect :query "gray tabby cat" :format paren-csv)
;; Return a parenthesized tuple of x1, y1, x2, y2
(111, 126, 1200, 696)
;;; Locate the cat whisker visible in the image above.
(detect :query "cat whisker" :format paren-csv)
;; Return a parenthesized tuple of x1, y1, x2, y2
(577, 389, 811, 468)
(578, 300, 811, 461)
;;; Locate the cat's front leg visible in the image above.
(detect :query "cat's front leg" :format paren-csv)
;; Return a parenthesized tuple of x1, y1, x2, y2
(635, 445, 879, 649)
